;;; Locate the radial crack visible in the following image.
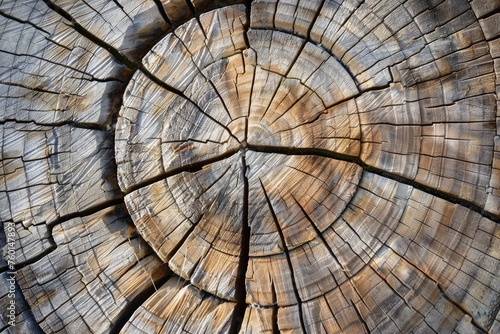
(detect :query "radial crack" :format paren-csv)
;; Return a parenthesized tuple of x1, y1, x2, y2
(152, 0, 173, 26)
(47, 197, 125, 227)
(436, 275, 489, 333)
(171, 31, 234, 120)
(40, 0, 222, 139)
(124, 148, 240, 194)
(0, 9, 50, 35)
(290, 195, 345, 287)
(228, 153, 250, 334)
(351, 298, 371, 334)
(271, 281, 279, 334)
(108, 273, 172, 334)
(259, 180, 307, 333)
(247, 145, 500, 223)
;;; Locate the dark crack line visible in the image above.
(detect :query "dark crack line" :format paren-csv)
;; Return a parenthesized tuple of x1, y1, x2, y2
(228, 153, 250, 334)
(108, 270, 171, 334)
(0, 81, 80, 96)
(164, 215, 204, 262)
(290, 194, 380, 332)
(162, 137, 230, 146)
(43, 36, 72, 51)
(244, 0, 253, 45)
(271, 281, 279, 334)
(124, 148, 240, 194)
(256, 34, 309, 123)
(290, 194, 405, 332)
(248, 25, 362, 100)
(62, 238, 158, 323)
(389, 246, 489, 333)
(80, 0, 105, 20)
(40, 0, 239, 143)
(340, 213, 395, 274)
(172, 32, 235, 124)
(194, 165, 233, 201)
(41, 0, 136, 68)
(395, 39, 490, 79)
(8, 277, 45, 333)
(367, 273, 408, 332)
(0, 49, 120, 83)
(0, 119, 113, 131)
(48, 197, 125, 227)
(274, 105, 327, 134)
(306, 0, 327, 41)
(110, 0, 132, 21)
(243, 1, 255, 121)
(328, 0, 366, 57)
(268, 90, 311, 127)
(11, 232, 57, 271)
(141, 61, 241, 144)
(152, 0, 173, 26)
(334, 222, 370, 277)
(351, 298, 371, 334)
(0, 9, 50, 35)
(323, 296, 344, 334)
(183, 0, 208, 41)
(247, 144, 500, 223)
(10, 197, 126, 271)
(290, 195, 343, 287)
(259, 180, 307, 333)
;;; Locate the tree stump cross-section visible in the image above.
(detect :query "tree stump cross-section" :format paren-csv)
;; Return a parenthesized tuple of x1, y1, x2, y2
(1, 0, 500, 333)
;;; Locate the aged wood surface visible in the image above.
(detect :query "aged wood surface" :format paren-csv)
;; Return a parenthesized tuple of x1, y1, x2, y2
(1, 0, 500, 333)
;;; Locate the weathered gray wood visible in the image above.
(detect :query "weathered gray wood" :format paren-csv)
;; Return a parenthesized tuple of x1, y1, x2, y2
(121, 277, 235, 333)
(16, 205, 170, 333)
(1, 0, 500, 333)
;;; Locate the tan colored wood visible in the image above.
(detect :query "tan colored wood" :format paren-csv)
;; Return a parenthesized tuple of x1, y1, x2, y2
(388, 189, 500, 330)
(122, 277, 235, 333)
(357, 83, 422, 178)
(247, 152, 362, 249)
(2, 0, 500, 333)
(115, 75, 239, 190)
(16, 205, 169, 333)
(239, 306, 275, 333)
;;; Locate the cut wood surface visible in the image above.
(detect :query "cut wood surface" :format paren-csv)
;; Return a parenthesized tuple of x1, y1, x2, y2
(1, 0, 500, 333)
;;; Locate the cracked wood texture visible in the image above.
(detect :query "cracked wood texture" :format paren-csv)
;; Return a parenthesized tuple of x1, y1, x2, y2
(1, 0, 500, 333)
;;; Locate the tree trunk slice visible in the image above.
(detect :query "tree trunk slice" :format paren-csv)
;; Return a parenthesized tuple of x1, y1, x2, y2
(1, 0, 500, 333)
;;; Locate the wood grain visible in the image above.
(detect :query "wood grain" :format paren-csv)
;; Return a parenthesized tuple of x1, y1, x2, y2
(1, 0, 500, 333)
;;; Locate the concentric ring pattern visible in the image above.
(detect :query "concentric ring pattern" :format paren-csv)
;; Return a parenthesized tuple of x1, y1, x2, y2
(1, 0, 500, 333)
